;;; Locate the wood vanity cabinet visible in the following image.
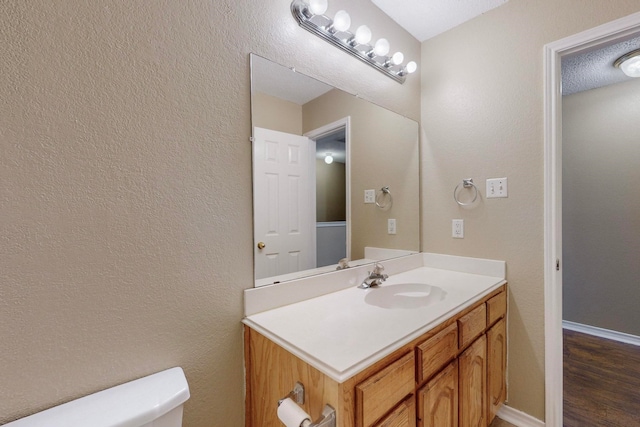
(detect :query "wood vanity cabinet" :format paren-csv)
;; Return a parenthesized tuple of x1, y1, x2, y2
(244, 285, 507, 427)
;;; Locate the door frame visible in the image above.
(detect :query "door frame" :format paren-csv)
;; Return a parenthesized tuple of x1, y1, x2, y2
(543, 11, 640, 426)
(304, 117, 352, 261)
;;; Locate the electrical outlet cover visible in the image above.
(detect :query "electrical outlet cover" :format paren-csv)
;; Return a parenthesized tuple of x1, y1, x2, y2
(452, 219, 464, 238)
(388, 219, 396, 235)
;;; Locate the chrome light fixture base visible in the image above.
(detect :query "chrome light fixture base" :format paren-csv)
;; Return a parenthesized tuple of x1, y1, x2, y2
(290, 0, 410, 84)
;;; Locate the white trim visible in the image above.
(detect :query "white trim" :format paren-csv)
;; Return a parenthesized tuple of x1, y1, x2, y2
(543, 38, 563, 427)
(563, 321, 640, 347)
(543, 11, 640, 427)
(497, 405, 545, 427)
(316, 221, 346, 228)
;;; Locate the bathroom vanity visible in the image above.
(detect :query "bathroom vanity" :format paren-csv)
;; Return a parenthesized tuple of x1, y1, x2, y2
(243, 254, 507, 427)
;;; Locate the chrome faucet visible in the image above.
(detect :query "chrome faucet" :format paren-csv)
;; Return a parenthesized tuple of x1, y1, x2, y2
(358, 263, 388, 289)
(336, 258, 350, 270)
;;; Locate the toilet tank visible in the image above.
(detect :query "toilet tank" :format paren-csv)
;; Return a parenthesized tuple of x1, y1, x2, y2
(5, 367, 190, 427)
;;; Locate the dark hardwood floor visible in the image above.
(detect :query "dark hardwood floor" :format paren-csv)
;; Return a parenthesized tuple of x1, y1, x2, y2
(564, 328, 640, 426)
(489, 417, 516, 427)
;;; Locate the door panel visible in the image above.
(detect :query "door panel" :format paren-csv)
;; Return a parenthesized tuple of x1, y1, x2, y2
(253, 127, 315, 280)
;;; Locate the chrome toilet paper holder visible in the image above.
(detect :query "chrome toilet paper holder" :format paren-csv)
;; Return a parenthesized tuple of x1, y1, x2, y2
(279, 381, 305, 405)
(309, 405, 336, 427)
(278, 382, 336, 427)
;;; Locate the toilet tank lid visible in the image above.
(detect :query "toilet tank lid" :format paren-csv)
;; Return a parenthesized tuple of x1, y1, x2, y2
(5, 367, 190, 427)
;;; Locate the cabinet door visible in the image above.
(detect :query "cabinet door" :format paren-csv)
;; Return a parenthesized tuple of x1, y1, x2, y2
(459, 335, 486, 427)
(487, 318, 507, 423)
(374, 396, 416, 427)
(418, 360, 458, 427)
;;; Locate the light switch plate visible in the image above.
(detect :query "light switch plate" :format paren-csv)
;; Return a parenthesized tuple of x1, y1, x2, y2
(486, 177, 508, 198)
(364, 189, 375, 203)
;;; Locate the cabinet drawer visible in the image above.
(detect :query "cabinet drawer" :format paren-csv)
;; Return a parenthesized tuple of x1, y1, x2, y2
(356, 352, 415, 427)
(373, 395, 416, 427)
(486, 291, 507, 326)
(458, 303, 486, 349)
(416, 323, 457, 384)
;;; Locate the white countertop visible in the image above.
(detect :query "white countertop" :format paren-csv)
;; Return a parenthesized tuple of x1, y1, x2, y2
(243, 253, 506, 383)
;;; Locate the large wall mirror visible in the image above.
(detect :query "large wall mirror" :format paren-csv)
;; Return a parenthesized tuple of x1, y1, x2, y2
(251, 54, 419, 287)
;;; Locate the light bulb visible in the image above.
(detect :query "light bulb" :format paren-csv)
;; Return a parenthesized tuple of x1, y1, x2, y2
(373, 38, 390, 57)
(324, 154, 334, 164)
(406, 61, 417, 74)
(620, 55, 640, 78)
(354, 25, 372, 45)
(392, 52, 404, 65)
(309, 0, 328, 15)
(332, 10, 351, 32)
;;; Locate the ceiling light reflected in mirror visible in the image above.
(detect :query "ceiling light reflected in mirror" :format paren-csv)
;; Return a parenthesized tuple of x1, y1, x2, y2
(614, 48, 640, 78)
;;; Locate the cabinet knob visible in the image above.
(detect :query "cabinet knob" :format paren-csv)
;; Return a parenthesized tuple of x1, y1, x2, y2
(257, 242, 266, 250)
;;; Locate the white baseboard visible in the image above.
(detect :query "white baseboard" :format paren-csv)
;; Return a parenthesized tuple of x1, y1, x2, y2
(563, 320, 640, 347)
(497, 405, 545, 427)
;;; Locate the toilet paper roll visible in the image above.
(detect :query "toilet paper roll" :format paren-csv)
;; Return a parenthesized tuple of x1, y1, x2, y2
(277, 398, 311, 427)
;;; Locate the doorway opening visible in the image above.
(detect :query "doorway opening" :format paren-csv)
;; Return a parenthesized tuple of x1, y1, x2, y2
(305, 117, 352, 268)
(544, 11, 640, 426)
(314, 128, 347, 267)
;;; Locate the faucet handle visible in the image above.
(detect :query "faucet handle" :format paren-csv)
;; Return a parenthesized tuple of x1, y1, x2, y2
(336, 258, 350, 270)
(372, 262, 385, 274)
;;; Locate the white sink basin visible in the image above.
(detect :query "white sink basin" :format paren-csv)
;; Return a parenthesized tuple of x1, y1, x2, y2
(364, 283, 446, 309)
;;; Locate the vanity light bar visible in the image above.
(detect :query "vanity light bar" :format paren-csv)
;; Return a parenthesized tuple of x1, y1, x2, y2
(290, 0, 417, 84)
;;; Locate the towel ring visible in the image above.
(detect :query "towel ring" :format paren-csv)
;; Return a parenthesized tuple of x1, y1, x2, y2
(375, 186, 393, 209)
(454, 179, 479, 206)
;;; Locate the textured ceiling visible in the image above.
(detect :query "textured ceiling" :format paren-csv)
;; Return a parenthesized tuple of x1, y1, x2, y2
(562, 35, 640, 95)
(251, 54, 332, 105)
(316, 130, 346, 163)
(371, 0, 509, 42)
(251, 55, 346, 162)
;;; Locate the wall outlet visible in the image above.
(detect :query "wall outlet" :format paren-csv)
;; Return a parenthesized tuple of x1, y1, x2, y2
(388, 219, 397, 235)
(364, 189, 375, 204)
(452, 219, 464, 238)
(486, 177, 508, 198)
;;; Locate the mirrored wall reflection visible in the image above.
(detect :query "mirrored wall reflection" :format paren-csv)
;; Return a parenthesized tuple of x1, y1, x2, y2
(250, 54, 419, 287)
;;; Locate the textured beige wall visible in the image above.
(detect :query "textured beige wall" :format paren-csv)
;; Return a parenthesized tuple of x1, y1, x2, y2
(252, 91, 303, 135)
(0, 0, 419, 426)
(420, 0, 640, 420)
(562, 78, 640, 336)
(303, 89, 420, 260)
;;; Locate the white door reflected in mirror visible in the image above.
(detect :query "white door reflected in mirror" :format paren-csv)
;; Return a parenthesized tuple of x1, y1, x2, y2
(253, 127, 315, 280)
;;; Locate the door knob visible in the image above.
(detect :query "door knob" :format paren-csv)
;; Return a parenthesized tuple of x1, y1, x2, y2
(257, 242, 266, 250)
